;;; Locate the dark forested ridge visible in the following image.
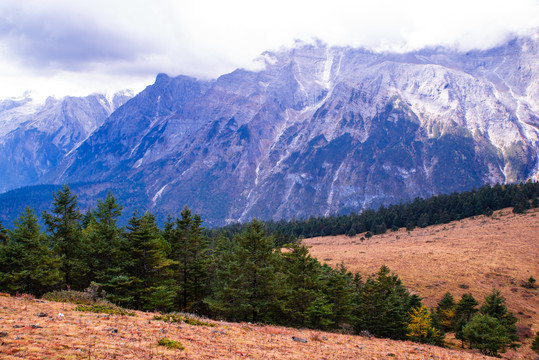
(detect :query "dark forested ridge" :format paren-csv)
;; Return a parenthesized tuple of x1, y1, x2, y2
(211, 181, 539, 245)
(0, 183, 533, 355)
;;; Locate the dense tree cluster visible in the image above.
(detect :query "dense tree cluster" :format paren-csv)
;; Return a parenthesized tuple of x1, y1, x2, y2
(212, 181, 539, 243)
(0, 185, 523, 353)
(434, 290, 519, 356)
(0, 186, 438, 338)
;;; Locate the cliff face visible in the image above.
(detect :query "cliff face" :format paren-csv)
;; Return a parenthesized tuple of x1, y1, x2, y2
(2, 34, 539, 226)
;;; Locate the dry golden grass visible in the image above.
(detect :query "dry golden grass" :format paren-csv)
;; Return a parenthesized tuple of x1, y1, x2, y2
(0, 295, 497, 359)
(305, 207, 539, 359)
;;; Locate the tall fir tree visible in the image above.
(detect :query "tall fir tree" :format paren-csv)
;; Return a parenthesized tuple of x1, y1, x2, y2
(454, 293, 479, 347)
(531, 331, 539, 354)
(84, 192, 124, 286)
(42, 185, 86, 290)
(168, 207, 210, 313)
(354, 265, 413, 340)
(0, 207, 61, 295)
(206, 220, 279, 323)
(280, 242, 324, 327)
(479, 289, 519, 348)
(320, 263, 355, 329)
(120, 212, 175, 311)
(435, 292, 456, 333)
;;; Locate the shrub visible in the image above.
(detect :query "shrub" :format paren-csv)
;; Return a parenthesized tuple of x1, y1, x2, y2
(43, 283, 106, 305)
(153, 313, 215, 327)
(75, 304, 135, 316)
(516, 324, 533, 340)
(157, 337, 184, 350)
(43, 290, 94, 304)
(523, 276, 536, 289)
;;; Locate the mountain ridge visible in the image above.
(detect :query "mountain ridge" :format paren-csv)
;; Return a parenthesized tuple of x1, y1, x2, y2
(1, 34, 539, 225)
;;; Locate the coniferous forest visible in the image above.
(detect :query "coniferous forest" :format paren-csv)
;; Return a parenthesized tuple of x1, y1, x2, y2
(213, 181, 539, 246)
(0, 183, 534, 355)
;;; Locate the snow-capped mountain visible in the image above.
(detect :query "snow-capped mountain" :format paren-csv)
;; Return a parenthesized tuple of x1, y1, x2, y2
(1, 33, 538, 226)
(0, 91, 133, 192)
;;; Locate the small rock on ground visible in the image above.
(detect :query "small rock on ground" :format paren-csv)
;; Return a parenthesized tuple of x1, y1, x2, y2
(292, 336, 308, 343)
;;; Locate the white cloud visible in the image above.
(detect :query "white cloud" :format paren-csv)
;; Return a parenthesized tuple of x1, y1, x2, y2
(0, 0, 537, 98)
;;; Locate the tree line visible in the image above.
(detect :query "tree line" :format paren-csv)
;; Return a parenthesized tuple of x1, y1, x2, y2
(0, 185, 525, 355)
(211, 181, 539, 244)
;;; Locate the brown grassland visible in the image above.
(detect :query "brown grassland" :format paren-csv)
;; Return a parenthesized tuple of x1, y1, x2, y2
(305, 207, 539, 359)
(0, 294, 496, 360)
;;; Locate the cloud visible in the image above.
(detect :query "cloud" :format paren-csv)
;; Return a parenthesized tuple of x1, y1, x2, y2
(0, 1, 159, 72)
(0, 0, 537, 98)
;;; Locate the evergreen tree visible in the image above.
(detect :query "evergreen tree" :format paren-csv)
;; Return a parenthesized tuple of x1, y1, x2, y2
(512, 190, 529, 214)
(454, 293, 479, 347)
(84, 192, 123, 285)
(0, 207, 61, 296)
(42, 185, 86, 290)
(306, 293, 334, 330)
(319, 263, 355, 329)
(479, 289, 519, 348)
(462, 314, 510, 356)
(168, 207, 210, 313)
(118, 212, 175, 311)
(435, 292, 456, 333)
(280, 242, 323, 327)
(206, 220, 279, 323)
(0, 222, 8, 244)
(354, 265, 412, 339)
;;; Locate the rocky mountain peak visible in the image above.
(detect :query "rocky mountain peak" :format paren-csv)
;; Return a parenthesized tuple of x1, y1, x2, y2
(1, 34, 538, 226)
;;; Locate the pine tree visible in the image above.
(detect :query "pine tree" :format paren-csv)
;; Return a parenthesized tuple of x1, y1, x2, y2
(42, 185, 86, 290)
(280, 242, 323, 327)
(168, 207, 210, 313)
(118, 212, 175, 311)
(436, 292, 456, 332)
(0, 207, 61, 296)
(84, 192, 123, 285)
(306, 293, 334, 330)
(0, 222, 8, 244)
(354, 265, 412, 340)
(319, 263, 356, 329)
(479, 289, 519, 348)
(462, 314, 510, 356)
(454, 293, 479, 347)
(206, 220, 279, 323)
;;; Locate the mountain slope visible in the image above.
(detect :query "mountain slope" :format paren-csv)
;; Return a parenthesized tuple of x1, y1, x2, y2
(3, 34, 539, 225)
(0, 295, 498, 359)
(305, 207, 539, 359)
(0, 91, 133, 193)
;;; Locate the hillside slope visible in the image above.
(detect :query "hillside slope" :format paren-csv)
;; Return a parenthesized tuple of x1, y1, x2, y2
(305, 208, 539, 358)
(0, 295, 497, 360)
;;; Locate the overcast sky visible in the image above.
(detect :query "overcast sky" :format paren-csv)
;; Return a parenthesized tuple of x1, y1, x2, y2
(0, 0, 538, 100)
